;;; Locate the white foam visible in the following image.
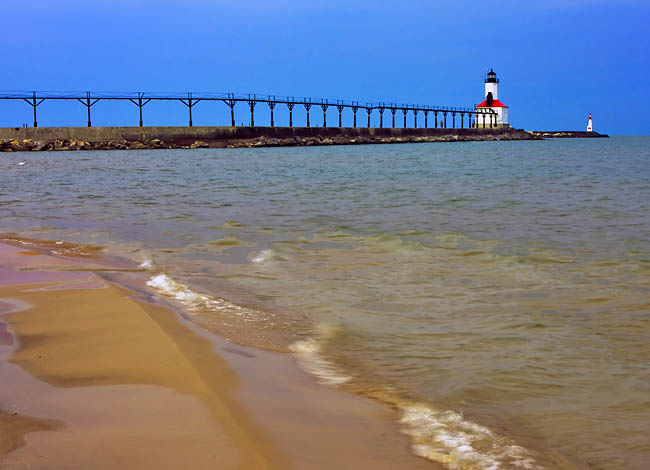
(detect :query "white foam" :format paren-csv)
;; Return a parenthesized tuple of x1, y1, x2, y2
(289, 338, 351, 385)
(399, 404, 541, 470)
(18, 162, 26, 166)
(252, 248, 274, 263)
(146, 274, 254, 320)
(139, 258, 153, 269)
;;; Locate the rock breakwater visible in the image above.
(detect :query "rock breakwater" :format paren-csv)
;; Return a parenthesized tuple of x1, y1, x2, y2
(529, 131, 609, 138)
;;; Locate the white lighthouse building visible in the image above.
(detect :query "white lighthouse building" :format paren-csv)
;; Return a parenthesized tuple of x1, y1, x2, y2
(475, 69, 509, 127)
(587, 113, 593, 132)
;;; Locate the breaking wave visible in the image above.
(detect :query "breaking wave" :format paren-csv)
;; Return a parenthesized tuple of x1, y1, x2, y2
(146, 273, 256, 321)
(399, 404, 541, 470)
(289, 338, 352, 385)
(251, 248, 275, 264)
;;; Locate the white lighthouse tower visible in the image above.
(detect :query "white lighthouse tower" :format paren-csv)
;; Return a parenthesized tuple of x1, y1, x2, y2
(475, 69, 509, 127)
(587, 113, 593, 132)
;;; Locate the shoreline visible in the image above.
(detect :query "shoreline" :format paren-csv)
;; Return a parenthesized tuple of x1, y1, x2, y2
(0, 236, 439, 469)
(0, 125, 539, 151)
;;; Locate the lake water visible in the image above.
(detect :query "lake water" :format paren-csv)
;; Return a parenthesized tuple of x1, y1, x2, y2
(2, 136, 649, 470)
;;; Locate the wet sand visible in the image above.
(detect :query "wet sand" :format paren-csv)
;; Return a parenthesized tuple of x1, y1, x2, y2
(0, 239, 437, 469)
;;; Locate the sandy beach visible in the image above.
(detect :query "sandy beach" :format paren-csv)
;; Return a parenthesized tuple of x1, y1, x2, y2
(0, 238, 437, 469)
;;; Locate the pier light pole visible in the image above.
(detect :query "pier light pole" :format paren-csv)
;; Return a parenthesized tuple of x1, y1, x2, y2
(267, 97, 276, 127)
(366, 106, 372, 128)
(434, 111, 439, 128)
(443, 111, 448, 128)
(246, 94, 257, 127)
(76, 92, 100, 127)
(222, 93, 237, 127)
(391, 107, 397, 128)
(424, 110, 429, 128)
(303, 99, 312, 128)
(379, 104, 385, 128)
(321, 100, 329, 128)
(452, 112, 456, 129)
(286, 101, 295, 127)
(402, 108, 407, 128)
(352, 103, 359, 128)
(413, 109, 418, 128)
(460, 112, 464, 128)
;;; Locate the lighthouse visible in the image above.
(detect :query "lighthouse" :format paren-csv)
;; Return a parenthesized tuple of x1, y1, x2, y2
(475, 69, 509, 127)
(587, 113, 593, 132)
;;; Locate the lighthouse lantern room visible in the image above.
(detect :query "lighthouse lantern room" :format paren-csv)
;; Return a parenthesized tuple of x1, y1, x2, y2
(475, 69, 509, 127)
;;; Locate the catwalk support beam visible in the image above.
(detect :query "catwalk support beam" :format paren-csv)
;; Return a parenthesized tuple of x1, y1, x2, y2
(304, 99, 312, 128)
(22, 92, 46, 128)
(222, 94, 237, 127)
(267, 96, 276, 127)
(246, 94, 257, 127)
(127, 93, 152, 127)
(179, 93, 201, 127)
(321, 100, 329, 128)
(75, 92, 100, 128)
(286, 101, 295, 128)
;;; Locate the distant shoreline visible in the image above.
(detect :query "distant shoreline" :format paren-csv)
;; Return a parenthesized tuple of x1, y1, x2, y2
(0, 125, 539, 151)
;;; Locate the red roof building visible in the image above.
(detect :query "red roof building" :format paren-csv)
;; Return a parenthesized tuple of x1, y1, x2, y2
(475, 69, 509, 126)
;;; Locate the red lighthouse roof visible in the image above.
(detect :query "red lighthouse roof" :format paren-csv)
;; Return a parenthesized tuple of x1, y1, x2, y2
(476, 99, 508, 108)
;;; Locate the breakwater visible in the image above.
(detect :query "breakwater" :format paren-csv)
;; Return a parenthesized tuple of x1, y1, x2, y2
(0, 126, 538, 151)
(530, 130, 609, 138)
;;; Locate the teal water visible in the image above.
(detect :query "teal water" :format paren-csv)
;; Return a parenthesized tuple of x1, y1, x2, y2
(2, 137, 649, 469)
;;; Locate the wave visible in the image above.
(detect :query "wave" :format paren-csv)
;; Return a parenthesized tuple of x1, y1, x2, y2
(289, 338, 352, 385)
(146, 273, 256, 321)
(251, 248, 275, 264)
(288, 322, 542, 470)
(400, 404, 540, 470)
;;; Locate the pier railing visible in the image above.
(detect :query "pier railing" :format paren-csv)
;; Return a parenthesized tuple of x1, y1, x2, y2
(0, 91, 498, 130)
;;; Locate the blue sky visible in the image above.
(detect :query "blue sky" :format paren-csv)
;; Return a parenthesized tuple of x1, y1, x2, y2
(2, 0, 648, 133)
